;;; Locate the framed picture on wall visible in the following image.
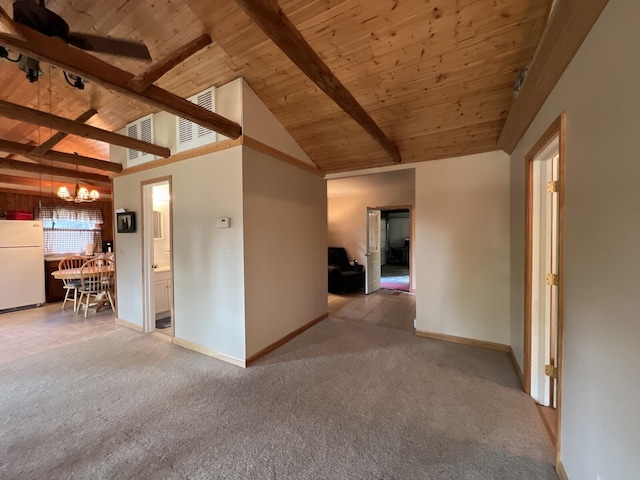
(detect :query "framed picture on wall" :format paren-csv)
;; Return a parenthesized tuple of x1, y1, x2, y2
(117, 212, 136, 233)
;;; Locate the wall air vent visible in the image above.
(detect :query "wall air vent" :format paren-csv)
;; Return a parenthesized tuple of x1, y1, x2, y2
(176, 86, 217, 153)
(125, 114, 155, 167)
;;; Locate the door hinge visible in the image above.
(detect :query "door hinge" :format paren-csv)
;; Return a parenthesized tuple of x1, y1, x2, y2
(546, 273, 559, 286)
(547, 181, 559, 193)
(545, 364, 558, 378)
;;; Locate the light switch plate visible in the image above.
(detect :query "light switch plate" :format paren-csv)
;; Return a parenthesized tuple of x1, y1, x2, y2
(216, 217, 230, 228)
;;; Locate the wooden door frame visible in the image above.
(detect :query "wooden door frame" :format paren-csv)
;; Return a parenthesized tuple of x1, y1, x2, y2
(140, 176, 174, 337)
(524, 113, 565, 465)
(376, 204, 414, 292)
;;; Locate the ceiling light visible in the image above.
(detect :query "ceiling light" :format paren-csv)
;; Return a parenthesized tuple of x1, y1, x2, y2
(57, 183, 100, 203)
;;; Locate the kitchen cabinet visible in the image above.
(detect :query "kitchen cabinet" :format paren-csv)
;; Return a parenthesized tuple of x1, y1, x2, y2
(45, 260, 66, 303)
(154, 269, 172, 318)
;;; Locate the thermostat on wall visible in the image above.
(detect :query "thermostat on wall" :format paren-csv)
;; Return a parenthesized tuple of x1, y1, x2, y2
(216, 217, 230, 228)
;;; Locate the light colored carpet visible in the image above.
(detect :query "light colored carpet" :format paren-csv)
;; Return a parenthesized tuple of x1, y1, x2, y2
(0, 318, 557, 479)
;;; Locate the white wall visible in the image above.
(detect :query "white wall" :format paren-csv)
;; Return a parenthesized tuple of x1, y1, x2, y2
(112, 77, 328, 363)
(242, 148, 327, 357)
(509, 0, 640, 477)
(415, 151, 510, 345)
(328, 191, 415, 267)
(241, 79, 315, 166)
(113, 146, 246, 361)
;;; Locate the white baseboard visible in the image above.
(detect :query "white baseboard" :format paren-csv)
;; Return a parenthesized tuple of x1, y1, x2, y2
(415, 329, 510, 352)
(173, 337, 246, 368)
(115, 317, 144, 332)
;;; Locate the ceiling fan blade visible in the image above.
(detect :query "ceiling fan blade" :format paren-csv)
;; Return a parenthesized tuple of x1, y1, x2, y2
(67, 32, 151, 60)
(0, 5, 23, 38)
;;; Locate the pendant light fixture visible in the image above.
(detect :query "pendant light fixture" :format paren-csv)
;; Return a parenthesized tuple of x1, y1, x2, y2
(57, 164, 99, 203)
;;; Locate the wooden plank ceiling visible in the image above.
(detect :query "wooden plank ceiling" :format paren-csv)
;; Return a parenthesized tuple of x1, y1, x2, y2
(0, 0, 548, 196)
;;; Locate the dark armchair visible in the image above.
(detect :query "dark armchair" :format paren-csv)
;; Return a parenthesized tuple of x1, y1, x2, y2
(328, 247, 364, 294)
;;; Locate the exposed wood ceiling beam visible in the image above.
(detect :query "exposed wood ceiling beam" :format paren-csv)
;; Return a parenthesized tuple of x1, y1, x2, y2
(0, 138, 122, 173)
(0, 11, 242, 139)
(0, 174, 111, 195)
(127, 34, 212, 93)
(235, 0, 401, 164)
(0, 100, 169, 158)
(498, 0, 609, 153)
(31, 108, 98, 156)
(0, 158, 111, 185)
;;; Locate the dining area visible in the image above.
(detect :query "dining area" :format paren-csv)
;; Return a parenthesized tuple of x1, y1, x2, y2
(51, 254, 116, 318)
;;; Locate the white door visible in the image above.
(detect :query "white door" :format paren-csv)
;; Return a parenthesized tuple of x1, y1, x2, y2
(365, 208, 381, 294)
(531, 145, 560, 407)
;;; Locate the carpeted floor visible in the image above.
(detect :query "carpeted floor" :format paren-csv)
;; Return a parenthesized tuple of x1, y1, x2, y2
(0, 318, 557, 479)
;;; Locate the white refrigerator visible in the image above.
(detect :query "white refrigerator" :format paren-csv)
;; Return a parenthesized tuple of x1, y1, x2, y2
(0, 220, 45, 311)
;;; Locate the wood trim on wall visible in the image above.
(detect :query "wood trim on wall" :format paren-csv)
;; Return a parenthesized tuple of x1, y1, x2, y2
(139, 176, 174, 336)
(114, 137, 243, 177)
(524, 113, 566, 470)
(415, 330, 511, 353)
(114, 136, 322, 179)
(498, 0, 608, 153)
(242, 136, 324, 177)
(556, 461, 569, 480)
(375, 204, 415, 292)
(246, 313, 329, 366)
(509, 347, 525, 388)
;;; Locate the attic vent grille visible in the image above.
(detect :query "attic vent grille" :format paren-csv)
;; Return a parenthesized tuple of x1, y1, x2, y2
(127, 124, 139, 160)
(176, 86, 217, 152)
(140, 117, 152, 143)
(178, 117, 193, 144)
(196, 90, 214, 138)
(125, 114, 155, 166)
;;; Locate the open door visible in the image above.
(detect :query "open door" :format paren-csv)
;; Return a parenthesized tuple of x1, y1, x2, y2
(365, 208, 381, 294)
(525, 114, 565, 452)
(531, 151, 559, 407)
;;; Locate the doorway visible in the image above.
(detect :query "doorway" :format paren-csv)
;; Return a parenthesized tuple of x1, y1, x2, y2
(380, 208, 410, 292)
(525, 114, 565, 451)
(366, 206, 413, 294)
(142, 178, 174, 337)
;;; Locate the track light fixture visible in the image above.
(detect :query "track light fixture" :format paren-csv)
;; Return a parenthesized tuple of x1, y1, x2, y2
(18, 55, 42, 82)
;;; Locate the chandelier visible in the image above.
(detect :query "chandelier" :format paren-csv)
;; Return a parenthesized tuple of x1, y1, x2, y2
(56, 165, 99, 202)
(57, 183, 100, 203)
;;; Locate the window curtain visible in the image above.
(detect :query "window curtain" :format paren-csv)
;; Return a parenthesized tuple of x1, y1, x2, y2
(35, 205, 104, 254)
(35, 205, 104, 224)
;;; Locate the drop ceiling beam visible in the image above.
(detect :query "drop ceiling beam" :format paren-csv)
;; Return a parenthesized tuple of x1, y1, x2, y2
(31, 108, 98, 156)
(128, 34, 212, 93)
(0, 174, 111, 195)
(0, 11, 242, 139)
(0, 138, 122, 173)
(235, 0, 401, 164)
(0, 158, 111, 184)
(498, 0, 609, 153)
(0, 100, 169, 158)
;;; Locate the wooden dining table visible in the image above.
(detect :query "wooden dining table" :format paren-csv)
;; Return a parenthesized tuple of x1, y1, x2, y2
(51, 265, 114, 280)
(51, 265, 116, 313)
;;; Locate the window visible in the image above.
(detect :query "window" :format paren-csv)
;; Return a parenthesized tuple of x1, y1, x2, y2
(35, 205, 103, 254)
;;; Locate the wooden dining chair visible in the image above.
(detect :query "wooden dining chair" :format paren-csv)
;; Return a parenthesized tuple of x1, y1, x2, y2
(58, 255, 86, 312)
(78, 258, 116, 318)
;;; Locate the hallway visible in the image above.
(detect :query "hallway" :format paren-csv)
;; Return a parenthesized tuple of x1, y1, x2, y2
(380, 264, 410, 291)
